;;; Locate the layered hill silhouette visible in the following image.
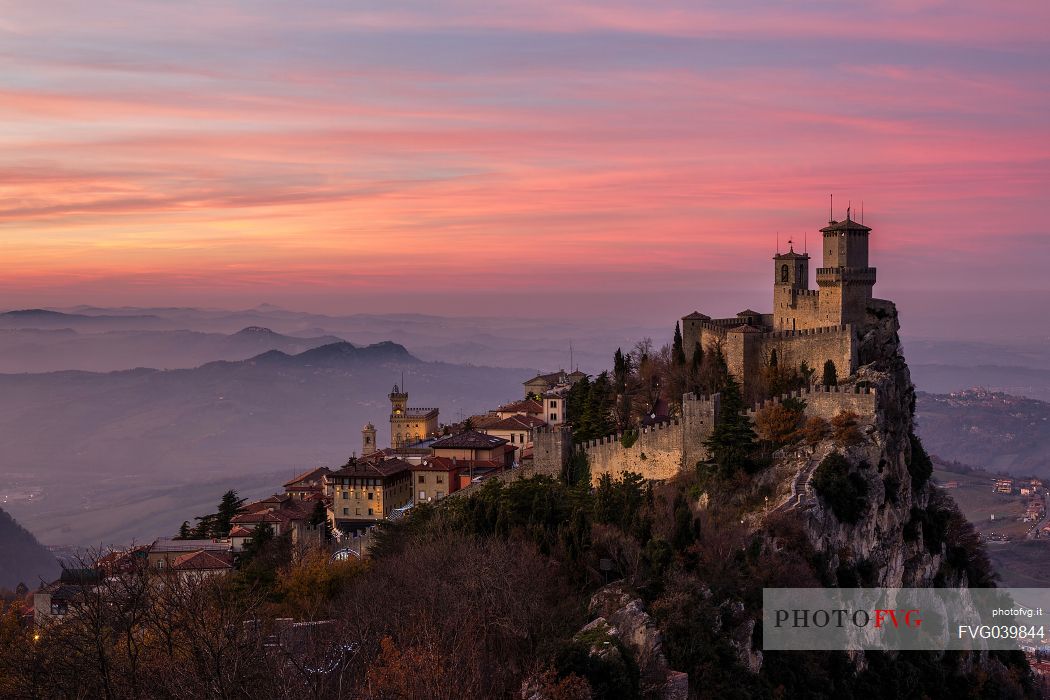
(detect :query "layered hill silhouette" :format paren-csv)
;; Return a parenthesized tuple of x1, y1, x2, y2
(0, 342, 525, 545)
(0, 508, 60, 591)
(0, 324, 345, 373)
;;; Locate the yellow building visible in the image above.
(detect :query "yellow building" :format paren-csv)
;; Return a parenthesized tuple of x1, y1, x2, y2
(388, 384, 439, 448)
(325, 457, 413, 534)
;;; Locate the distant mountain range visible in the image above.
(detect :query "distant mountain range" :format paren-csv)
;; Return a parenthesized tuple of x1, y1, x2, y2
(0, 508, 60, 591)
(0, 305, 663, 374)
(0, 323, 345, 373)
(0, 342, 526, 546)
(916, 389, 1050, 477)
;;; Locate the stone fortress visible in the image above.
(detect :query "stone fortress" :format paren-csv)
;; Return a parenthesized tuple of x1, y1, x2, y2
(534, 209, 889, 482)
(683, 209, 877, 396)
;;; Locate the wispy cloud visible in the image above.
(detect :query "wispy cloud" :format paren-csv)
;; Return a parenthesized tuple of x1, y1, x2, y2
(0, 0, 1047, 313)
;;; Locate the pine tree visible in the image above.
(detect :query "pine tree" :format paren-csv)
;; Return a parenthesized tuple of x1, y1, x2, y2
(703, 375, 758, 477)
(215, 490, 246, 537)
(584, 372, 615, 439)
(177, 521, 191, 539)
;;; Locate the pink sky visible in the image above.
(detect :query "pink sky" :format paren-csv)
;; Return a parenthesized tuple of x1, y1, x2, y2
(1, 1, 1048, 323)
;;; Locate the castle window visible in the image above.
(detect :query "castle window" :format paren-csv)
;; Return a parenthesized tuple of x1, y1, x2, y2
(780, 264, 789, 283)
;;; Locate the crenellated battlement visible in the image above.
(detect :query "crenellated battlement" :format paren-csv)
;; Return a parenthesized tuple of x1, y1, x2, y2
(578, 419, 680, 451)
(745, 383, 877, 422)
(761, 324, 850, 340)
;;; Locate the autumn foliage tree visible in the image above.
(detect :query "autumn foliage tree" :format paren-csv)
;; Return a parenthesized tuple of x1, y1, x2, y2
(754, 402, 806, 448)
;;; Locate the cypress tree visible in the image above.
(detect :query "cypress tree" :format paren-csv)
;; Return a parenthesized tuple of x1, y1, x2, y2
(673, 322, 686, 366)
(822, 359, 838, 386)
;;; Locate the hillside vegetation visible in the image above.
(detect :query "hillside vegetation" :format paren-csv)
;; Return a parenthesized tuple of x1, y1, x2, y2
(0, 508, 60, 591)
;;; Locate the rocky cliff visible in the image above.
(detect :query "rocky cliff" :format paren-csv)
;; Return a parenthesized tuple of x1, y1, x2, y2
(770, 298, 962, 588)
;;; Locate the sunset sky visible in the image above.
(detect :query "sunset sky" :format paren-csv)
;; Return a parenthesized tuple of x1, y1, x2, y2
(1, 1, 1048, 325)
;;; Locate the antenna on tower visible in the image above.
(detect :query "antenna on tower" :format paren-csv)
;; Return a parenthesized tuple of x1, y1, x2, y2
(829, 194, 834, 223)
(804, 231, 807, 254)
(776, 231, 779, 254)
(847, 201, 851, 220)
(861, 201, 864, 224)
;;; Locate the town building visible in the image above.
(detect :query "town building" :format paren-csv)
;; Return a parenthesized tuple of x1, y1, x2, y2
(170, 550, 234, 582)
(388, 384, 439, 448)
(411, 457, 462, 503)
(325, 457, 413, 534)
(479, 414, 547, 456)
(430, 430, 514, 467)
(230, 493, 323, 546)
(148, 538, 233, 570)
(523, 370, 587, 398)
(283, 466, 332, 500)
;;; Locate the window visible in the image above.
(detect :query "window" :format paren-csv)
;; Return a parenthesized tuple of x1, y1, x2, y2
(550, 400, 557, 408)
(780, 263, 789, 283)
(342, 491, 348, 499)
(368, 492, 374, 500)
(437, 491, 444, 499)
(436, 474, 443, 484)
(342, 507, 348, 515)
(418, 474, 425, 484)
(419, 490, 426, 500)
(510, 433, 516, 443)
(551, 413, 557, 420)
(368, 508, 374, 516)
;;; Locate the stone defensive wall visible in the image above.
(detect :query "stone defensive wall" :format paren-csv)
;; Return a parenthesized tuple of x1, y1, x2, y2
(745, 383, 877, 422)
(533, 383, 876, 485)
(584, 393, 721, 485)
(753, 324, 857, 380)
(581, 419, 685, 485)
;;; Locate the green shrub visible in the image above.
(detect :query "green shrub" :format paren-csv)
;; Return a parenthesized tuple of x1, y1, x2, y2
(620, 429, 638, 448)
(811, 453, 868, 524)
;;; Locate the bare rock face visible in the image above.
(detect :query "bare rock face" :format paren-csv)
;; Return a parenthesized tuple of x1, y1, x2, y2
(586, 582, 689, 700)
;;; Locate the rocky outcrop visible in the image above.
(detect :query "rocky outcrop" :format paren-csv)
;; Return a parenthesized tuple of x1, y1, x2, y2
(778, 299, 954, 588)
(586, 582, 689, 700)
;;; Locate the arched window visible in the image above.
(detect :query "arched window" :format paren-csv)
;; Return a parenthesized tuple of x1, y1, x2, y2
(780, 264, 789, 283)
(769, 349, 778, 368)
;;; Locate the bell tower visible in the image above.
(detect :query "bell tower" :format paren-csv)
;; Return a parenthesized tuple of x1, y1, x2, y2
(362, 422, 377, 456)
(772, 241, 811, 330)
(389, 384, 408, 415)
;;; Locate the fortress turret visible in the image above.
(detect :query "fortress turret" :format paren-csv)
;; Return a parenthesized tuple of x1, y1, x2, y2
(817, 210, 876, 326)
(772, 243, 811, 330)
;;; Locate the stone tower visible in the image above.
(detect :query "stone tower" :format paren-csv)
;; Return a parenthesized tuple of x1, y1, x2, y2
(389, 384, 408, 415)
(362, 422, 377, 456)
(388, 384, 408, 448)
(772, 242, 811, 330)
(817, 210, 876, 326)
